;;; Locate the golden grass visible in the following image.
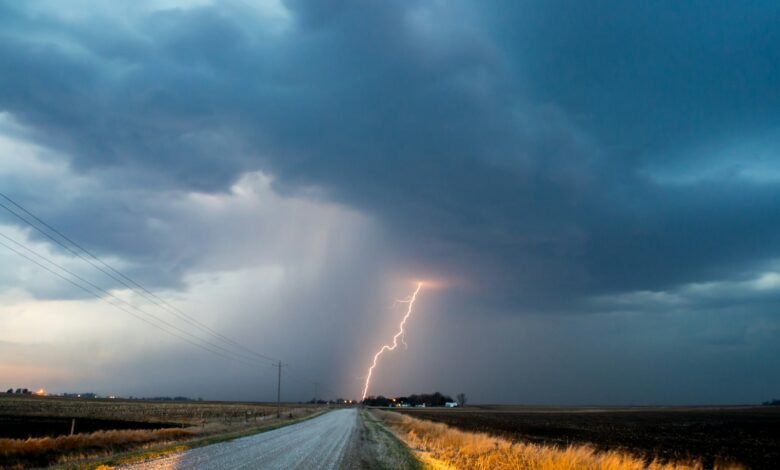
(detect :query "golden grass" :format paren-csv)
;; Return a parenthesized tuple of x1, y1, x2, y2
(373, 410, 744, 470)
(0, 428, 193, 456)
(0, 408, 324, 468)
(0, 428, 194, 469)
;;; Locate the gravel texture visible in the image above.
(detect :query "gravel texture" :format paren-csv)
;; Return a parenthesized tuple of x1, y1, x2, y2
(122, 409, 357, 469)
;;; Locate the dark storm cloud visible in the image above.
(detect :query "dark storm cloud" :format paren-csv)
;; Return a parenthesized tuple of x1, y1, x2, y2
(1, 0, 780, 309)
(484, 1, 780, 157)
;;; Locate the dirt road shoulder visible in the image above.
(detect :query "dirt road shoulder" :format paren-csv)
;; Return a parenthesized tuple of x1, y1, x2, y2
(341, 408, 421, 470)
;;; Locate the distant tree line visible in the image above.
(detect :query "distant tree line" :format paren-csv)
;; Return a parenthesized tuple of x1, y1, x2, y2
(333, 398, 356, 405)
(363, 392, 456, 407)
(362, 396, 393, 406)
(456, 392, 467, 406)
(763, 398, 780, 406)
(0, 389, 207, 401)
(143, 396, 200, 401)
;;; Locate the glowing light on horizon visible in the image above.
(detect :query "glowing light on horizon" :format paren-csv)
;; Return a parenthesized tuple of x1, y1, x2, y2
(361, 282, 423, 400)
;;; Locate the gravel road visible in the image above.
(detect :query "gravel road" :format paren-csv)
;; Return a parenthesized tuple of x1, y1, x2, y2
(122, 409, 357, 469)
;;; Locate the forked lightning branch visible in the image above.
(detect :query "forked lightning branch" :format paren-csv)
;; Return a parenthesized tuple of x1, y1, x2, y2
(361, 282, 423, 400)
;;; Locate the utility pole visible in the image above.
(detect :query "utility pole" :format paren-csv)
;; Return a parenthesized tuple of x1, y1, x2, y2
(276, 360, 282, 418)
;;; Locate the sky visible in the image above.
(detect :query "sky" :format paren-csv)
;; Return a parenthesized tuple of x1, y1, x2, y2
(1, 0, 779, 405)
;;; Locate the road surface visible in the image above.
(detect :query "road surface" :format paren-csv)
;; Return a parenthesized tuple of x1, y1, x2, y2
(122, 409, 357, 469)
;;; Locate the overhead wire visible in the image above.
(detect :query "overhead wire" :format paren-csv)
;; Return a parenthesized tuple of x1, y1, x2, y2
(0, 193, 279, 364)
(0, 193, 347, 399)
(0, 236, 262, 366)
(0, 231, 279, 367)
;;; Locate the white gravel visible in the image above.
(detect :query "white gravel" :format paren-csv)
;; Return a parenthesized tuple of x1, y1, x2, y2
(122, 409, 357, 470)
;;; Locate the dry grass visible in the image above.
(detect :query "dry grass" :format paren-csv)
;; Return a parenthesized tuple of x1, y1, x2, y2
(344, 409, 421, 469)
(0, 428, 193, 456)
(373, 410, 744, 470)
(0, 428, 193, 469)
(0, 403, 318, 469)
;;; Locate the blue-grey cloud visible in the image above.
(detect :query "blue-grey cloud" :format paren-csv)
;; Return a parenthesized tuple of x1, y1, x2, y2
(1, 0, 779, 403)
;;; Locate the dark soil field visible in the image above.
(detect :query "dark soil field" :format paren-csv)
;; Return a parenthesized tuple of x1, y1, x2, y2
(395, 406, 780, 470)
(0, 415, 184, 439)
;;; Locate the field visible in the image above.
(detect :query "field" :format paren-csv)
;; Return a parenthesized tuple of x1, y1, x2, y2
(394, 406, 780, 469)
(375, 409, 724, 470)
(0, 415, 183, 439)
(0, 394, 298, 425)
(0, 394, 321, 468)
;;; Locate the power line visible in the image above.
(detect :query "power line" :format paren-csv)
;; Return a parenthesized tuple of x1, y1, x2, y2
(0, 236, 263, 366)
(0, 192, 278, 363)
(0, 230, 277, 367)
(0, 193, 280, 364)
(0, 193, 344, 401)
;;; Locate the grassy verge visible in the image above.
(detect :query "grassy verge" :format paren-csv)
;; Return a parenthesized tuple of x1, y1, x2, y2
(0, 409, 325, 470)
(357, 409, 421, 470)
(372, 410, 744, 470)
(57, 409, 327, 469)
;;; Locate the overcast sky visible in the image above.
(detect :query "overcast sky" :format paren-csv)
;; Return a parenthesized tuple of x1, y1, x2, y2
(1, 0, 779, 404)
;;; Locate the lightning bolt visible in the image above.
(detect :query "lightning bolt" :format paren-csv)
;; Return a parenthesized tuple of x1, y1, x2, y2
(361, 282, 423, 400)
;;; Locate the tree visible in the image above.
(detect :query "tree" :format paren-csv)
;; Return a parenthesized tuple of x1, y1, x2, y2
(408, 392, 453, 407)
(5, 388, 12, 394)
(362, 395, 392, 407)
(456, 392, 467, 407)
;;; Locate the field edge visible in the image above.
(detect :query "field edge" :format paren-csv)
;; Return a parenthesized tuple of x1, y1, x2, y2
(52, 409, 329, 470)
(346, 409, 422, 470)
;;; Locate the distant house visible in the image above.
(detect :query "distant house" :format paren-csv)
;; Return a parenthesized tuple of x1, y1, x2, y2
(445, 401, 459, 408)
(63, 392, 98, 399)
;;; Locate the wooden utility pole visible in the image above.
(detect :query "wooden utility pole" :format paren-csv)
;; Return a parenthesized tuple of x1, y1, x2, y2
(276, 360, 282, 418)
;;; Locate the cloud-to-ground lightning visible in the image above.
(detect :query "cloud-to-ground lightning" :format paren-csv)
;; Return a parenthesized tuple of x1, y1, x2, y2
(361, 282, 423, 400)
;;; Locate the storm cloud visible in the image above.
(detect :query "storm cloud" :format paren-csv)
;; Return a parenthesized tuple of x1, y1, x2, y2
(1, 0, 779, 404)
